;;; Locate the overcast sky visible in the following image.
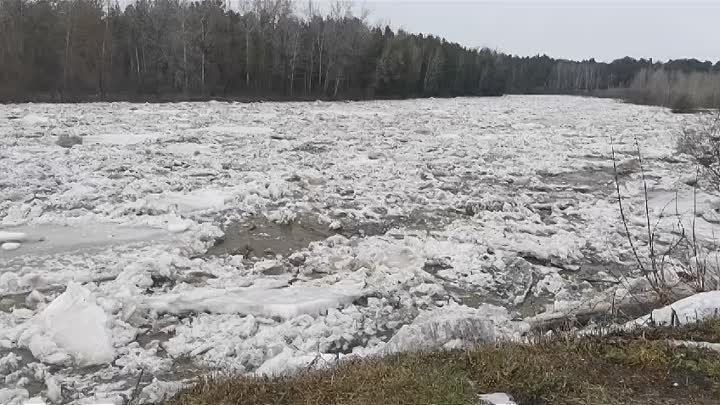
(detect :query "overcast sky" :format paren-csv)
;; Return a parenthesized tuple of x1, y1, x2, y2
(321, 0, 719, 63)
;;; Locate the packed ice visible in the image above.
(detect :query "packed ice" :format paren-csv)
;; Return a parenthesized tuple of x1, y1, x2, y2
(18, 282, 114, 366)
(0, 96, 716, 403)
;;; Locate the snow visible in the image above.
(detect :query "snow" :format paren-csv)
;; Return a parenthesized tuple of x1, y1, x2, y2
(255, 348, 336, 376)
(0, 96, 707, 402)
(668, 339, 720, 352)
(628, 291, 720, 327)
(19, 282, 115, 366)
(479, 392, 517, 405)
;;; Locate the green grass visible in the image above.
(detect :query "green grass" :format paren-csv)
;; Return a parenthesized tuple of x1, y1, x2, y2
(166, 319, 720, 405)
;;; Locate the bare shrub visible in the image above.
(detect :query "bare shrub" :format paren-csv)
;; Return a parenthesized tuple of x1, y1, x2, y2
(677, 114, 720, 190)
(612, 139, 720, 303)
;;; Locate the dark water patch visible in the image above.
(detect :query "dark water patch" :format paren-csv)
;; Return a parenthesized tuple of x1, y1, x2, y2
(514, 295, 554, 318)
(537, 160, 640, 194)
(0, 292, 29, 313)
(166, 356, 209, 379)
(422, 258, 453, 275)
(293, 141, 332, 154)
(343, 211, 459, 238)
(444, 284, 500, 309)
(573, 261, 633, 280)
(136, 330, 176, 350)
(178, 271, 218, 285)
(543, 169, 615, 193)
(207, 215, 333, 257)
(571, 154, 610, 162)
(441, 283, 552, 319)
(209, 209, 459, 259)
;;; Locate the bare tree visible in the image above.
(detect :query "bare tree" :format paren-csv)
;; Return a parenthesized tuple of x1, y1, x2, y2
(423, 45, 443, 93)
(62, 0, 74, 97)
(279, 12, 301, 95)
(99, 0, 110, 98)
(200, 13, 206, 92)
(238, 1, 256, 88)
(180, 1, 189, 92)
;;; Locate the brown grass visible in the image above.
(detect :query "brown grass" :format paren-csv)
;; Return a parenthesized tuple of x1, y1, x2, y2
(165, 320, 720, 405)
(166, 354, 473, 405)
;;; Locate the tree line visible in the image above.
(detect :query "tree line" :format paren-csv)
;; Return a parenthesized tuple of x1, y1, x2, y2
(1, 0, 719, 106)
(624, 68, 720, 112)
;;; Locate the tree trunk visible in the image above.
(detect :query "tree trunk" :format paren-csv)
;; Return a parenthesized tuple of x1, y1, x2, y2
(288, 31, 299, 96)
(135, 46, 141, 83)
(290, 71, 295, 95)
(307, 45, 313, 94)
(201, 16, 207, 94)
(182, 17, 188, 92)
(63, 1, 73, 99)
(317, 36, 323, 92)
(333, 74, 340, 98)
(324, 62, 331, 93)
(245, 26, 251, 88)
(99, 1, 109, 99)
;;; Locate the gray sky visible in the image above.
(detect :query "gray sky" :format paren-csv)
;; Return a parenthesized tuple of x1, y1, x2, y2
(328, 0, 719, 63)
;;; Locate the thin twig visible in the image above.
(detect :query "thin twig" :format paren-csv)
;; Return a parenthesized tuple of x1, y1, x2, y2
(691, 167, 704, 291)
(128, 368, 145, 405)
(635, 138, 658, 281)
(611, 138, 645, 273)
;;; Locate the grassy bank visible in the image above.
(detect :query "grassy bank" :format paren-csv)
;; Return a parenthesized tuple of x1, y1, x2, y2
(166, 320, 720, 405)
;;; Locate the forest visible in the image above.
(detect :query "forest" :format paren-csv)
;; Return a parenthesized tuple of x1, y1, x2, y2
(1, 0, 719, 108)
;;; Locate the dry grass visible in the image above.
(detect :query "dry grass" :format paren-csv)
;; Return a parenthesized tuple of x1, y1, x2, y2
(166, 320, 720, 405)
(166, 354, 474, 405)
